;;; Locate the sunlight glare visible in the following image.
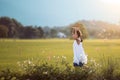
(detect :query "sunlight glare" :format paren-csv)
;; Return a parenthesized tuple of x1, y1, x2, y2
(101, 0, 120, 5)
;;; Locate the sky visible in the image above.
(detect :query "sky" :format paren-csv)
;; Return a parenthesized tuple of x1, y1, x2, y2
(0, 0, 120, 27)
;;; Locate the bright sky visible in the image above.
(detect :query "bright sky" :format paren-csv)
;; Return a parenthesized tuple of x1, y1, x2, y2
(0, 0, 120, 27)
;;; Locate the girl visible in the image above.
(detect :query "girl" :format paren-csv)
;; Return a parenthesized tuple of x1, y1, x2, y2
(72, 27, 87, 67)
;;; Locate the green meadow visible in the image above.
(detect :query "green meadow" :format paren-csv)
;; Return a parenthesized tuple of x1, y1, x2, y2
(0, 39, 120, 70)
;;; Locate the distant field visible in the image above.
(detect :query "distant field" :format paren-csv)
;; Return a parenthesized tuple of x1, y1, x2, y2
(0, 39, 120, 70)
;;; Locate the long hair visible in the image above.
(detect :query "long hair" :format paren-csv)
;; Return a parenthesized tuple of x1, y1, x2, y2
(77, 30, 83, 42)
(72, 28, 83, 42)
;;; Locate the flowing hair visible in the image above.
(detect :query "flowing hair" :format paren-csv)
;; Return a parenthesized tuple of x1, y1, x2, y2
(72, 28, 83, 42)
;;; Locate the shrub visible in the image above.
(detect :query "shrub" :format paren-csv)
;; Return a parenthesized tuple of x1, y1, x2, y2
(0, 56, 120, 80)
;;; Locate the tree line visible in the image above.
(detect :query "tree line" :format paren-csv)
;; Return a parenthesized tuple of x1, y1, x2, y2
(0, 16, 67, 39)
(2, 16, 119, 39)
(0, 16, 89, 39)
(0, 17, 44, 39)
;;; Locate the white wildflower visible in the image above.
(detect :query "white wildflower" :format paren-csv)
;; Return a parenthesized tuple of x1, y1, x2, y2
(62, 56, 66, 59)
(43, 71, 48, 74)
(28, 60, 31, 64)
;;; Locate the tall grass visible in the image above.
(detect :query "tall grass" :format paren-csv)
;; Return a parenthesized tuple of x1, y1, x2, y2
(0, 56, 120, 80)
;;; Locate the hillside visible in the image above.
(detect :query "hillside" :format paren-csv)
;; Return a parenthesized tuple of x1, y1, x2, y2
(81, 20, 120, 39)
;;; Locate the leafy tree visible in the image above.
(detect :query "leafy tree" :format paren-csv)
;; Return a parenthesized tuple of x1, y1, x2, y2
(0, 25, 8, 38)
(50, 29, 57, 38)
(0, 16, 23, 38)
(37, 27, 44, 38)
(22, 26, 36, 38)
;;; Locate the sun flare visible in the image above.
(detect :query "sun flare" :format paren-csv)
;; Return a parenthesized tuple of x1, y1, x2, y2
(101, 0, 120, 5)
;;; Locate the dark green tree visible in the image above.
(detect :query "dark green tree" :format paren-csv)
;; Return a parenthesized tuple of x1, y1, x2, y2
(0, 16, 23, 38)
(22, 26, 36, 38)
(37, 27, 44, 38)
(50, 29, 57, 38)
(0, 25, 8, 38)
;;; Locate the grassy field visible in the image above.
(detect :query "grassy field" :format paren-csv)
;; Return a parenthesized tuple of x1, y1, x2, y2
(0, 39, 120, 70)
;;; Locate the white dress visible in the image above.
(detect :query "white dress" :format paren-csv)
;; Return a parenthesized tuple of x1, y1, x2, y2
(73, 40, 87, 65)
